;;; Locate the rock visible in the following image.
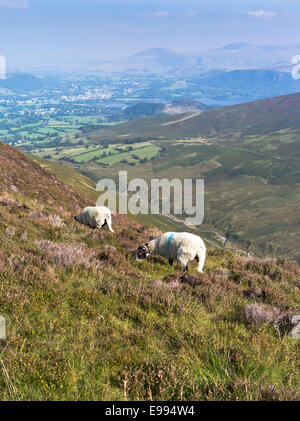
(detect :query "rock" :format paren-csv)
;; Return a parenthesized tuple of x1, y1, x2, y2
(10, 185, 19, 192)
(5, 227, 15, 238)
(211, 269, 229, 281)
(243, 303, 295, 338)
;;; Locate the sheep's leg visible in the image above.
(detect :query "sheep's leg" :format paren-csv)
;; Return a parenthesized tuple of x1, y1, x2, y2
(106, 217, 114, 233)
(196, 251, 205, 273)
(178, 251, 189, 272)
(179, 258, 189, 272)
(182, 264, 189, 272)
(168, 257, 174, 266)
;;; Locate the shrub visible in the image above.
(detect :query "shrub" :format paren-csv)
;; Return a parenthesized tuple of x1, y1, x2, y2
(35, 240, 93, 267)
(243, 303, 292, 326)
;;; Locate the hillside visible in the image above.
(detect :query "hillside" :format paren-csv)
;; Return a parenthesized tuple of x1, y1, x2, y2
(188, 69, 300, 102)
(0, 141, 300, 401)
(88, 92, 300, 141)
(0, 71, 45, 94)
(109, 100, 211, 122)
(64, 92, 300, 263)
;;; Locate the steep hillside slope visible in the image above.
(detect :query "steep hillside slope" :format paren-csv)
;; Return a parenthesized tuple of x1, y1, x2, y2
(0, 142, 300, 401)
(0, 143, 88, 208)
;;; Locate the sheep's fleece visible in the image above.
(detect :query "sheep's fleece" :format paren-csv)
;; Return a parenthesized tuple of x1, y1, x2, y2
(74, 206, 114, 232)
(137, 232, 206, 272)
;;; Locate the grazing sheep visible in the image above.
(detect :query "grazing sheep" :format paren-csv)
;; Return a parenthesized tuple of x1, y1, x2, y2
(74, 206, 114, 232)
(137, 232, 206, 272)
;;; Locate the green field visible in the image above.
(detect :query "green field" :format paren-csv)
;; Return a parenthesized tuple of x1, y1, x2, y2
(97, 144, 161, 164)
(32, 141, 162, 166)
(0, 113, 114, 147)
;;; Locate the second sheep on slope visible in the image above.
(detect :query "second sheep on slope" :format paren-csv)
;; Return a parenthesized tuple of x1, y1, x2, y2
(74, 206, 114, 232)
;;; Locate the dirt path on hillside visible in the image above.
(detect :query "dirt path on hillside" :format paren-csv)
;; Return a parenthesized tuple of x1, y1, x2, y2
(161, 111, 202, 127)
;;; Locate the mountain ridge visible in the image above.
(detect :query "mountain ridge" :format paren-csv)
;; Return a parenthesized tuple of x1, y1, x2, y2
(89, 91, 300, 140)
(96, 43, 300, 74)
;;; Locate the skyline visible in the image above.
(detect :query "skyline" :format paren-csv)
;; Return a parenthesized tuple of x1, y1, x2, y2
(0, 0, 300, 68)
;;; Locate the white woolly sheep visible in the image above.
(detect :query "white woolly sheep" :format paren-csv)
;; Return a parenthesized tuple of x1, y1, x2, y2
(137, 232, 206, 273)
(74, 206, 114, 232)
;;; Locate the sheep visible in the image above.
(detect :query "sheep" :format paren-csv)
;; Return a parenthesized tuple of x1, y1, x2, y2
(74, 206, 114, 232)
(136, 232, 206, 273)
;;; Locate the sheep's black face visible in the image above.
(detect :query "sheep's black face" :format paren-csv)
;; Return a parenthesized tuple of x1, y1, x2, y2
(136, 244, 150, 260)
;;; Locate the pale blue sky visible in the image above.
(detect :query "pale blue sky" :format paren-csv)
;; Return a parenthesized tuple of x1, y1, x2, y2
(0, 0, 300, 67)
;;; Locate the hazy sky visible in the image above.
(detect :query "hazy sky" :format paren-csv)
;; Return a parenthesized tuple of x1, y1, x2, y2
(1, 0, 300, 67)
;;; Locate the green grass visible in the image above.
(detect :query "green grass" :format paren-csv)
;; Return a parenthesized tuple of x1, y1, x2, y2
(37, 142, 162, 166)
(131, 145, 161, 160)
(71, 149, 105, 163)
(97, 151, 135, 165)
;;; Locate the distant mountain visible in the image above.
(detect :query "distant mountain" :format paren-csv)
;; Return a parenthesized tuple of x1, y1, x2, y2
(189, 69, 300, 100)
(96, 43, 300, 74)
(198, 43, 300, 71)
(0, 71, 45, 93)
(98, 48, 194, 73)
(137, 69, 300, 103)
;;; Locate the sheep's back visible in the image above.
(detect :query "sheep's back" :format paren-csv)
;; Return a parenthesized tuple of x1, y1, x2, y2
(158, 232, 205, 258)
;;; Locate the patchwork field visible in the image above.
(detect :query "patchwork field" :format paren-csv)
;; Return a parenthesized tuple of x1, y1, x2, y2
(31, 141, 162, 166)
(0, 113, 114, 149)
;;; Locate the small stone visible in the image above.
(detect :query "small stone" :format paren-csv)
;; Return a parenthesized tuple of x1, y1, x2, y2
(5, 227, 15, 238)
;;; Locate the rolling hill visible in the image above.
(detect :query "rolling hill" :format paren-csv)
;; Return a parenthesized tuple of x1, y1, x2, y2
(0, 141, 300, 401)
(88, 91, 300, 141)
(96, 43, 300, 74)
(109, 100, 212, 122)
(0, 71, 45, 94)
(188, 69, 300, 101)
